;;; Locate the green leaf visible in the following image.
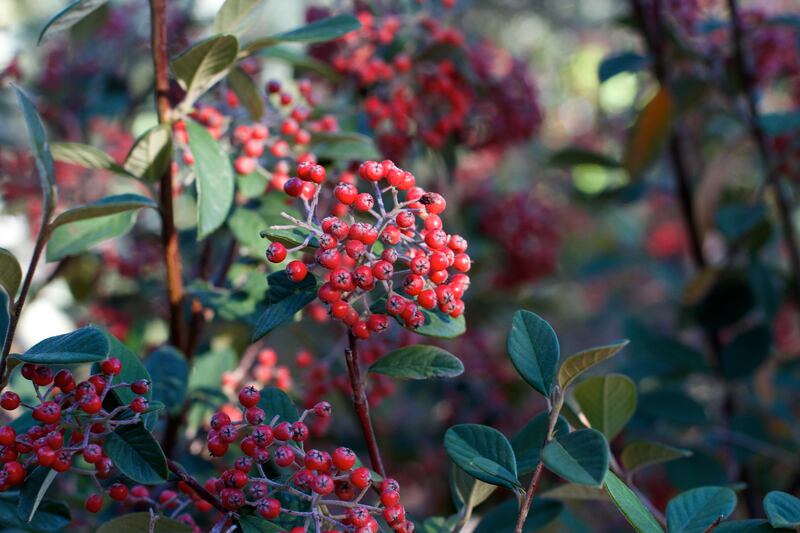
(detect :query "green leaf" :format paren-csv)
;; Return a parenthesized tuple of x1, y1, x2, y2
(14, 87, 56, 202)
(0, 496, 69, 531)
(228, 66, 265, 121)
(38, 0, 108, 43)
(715, 204, 767, 243)
(511, 412, 569, 475)
(185, 119, 235, 239)
(549, 147, 622, 168)
(621, 441, 692, 473)
(172, 34, 239, 109)
(419, 516, 461, 533)
(46, 210, 139, 262)
(369, 345, 463, 379)
(229, 207, 267, 255)
(0, 289, 8, 351)
(145, 346, 188, 415)
(444, 424, 520, 490)
(243, 14, 360, 54)
(639, 388, 706, 426)
(258, 47, 340, 80)
(474, 498, 563, 533)
(764, 491, 800, 529)
(50, 142, 133, 177)
(557, 340, 629, 389)
(412, 307, 465, 339)
(259, 226, 317, 249)
(0, 248, 22, 299)
(251, 271, 317, 341)
(541, 483, 608, 500)
(49, 194, 156, 229)
(572, 374, 637, 440)
(93, 331, 151, 408)
(123, 124, 172, 181)
(604, 471, 665, 532)
(760, 111, 800, 135)
(541, 429, 609, 487)
(18, 466, 57, 523)
(237, 513, 284, 533)
(103, 422, 168, 484)
(507, 310, 560, 397)
(623, 87, 673, 178)
(96, 512, 192, 533)
(309, 131, 381, 161)
(15, 326, 109, 364)
(237, 167, 269, 198)
(720, 324, 772, 380)
(716, 519, 789, 532)
(667, 486, 737, 533)
(451, 464, 496, 513)
(257, 386, 298, 423)
(599, 51, 648, 82)
(214, 0, 263, 33)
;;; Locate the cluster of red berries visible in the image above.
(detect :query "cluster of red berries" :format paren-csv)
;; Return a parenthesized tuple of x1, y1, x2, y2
(176, 78, 340, 197)
(264, 158, 470, 339)
(0, 358, 150, 500)
(205, 385, 413, 532)
(478, 190, 559, 288)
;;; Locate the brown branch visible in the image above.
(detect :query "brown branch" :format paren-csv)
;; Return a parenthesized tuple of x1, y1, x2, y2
(149, 0, 186, 351)
(167, 459, 225, 513)
(344, 331, 386, 478)
(0, 222, 50, 383)
(726, 0, 800, 309)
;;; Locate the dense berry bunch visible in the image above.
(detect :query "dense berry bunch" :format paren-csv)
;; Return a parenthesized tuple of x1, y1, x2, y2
(0, 359, 150, 504)
(265, 158, 471, 339)
(307, 4, 541, 161)
(479, 191, 559, 288)
(205, 386, 413, 532)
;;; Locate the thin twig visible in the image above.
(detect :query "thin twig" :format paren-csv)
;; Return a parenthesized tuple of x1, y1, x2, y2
(344, 331, 386, 478)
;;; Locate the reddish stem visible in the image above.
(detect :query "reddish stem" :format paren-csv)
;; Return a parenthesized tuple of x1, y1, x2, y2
(149, 0, 186, 351)
(514, 461, 544, 533)
(167, 459, 225, 513)
(344, 331, 386, 478)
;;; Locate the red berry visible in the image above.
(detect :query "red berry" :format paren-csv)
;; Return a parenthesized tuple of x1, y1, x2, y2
(1, 392, 20, 410)
(33, 402, 61, 424)
(286, 261, 308, 282)
(130, 397, 149, 413)
(266, 242, 287, 263)
(350, 467, 371, 489)
(0, 427, 15, 446)
(131, 379, 150, 395)
(109, 483, 128, 501)
(332, 447, 356, 471)
(85, 493, 103, 513)
(101, 357, 122, 375)
(258, 497, 281, 519)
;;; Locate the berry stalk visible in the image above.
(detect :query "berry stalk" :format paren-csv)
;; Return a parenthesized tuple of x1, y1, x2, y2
(345, 331, 386, 479)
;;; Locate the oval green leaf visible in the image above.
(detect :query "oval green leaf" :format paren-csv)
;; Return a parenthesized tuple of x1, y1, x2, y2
(123, 124, 172, 181)
(252, 271, 317, 341)
(764, 491, 800, 529)
(96, 512, 192, 533)
(507, 310, 560, 397)
(103, 422, 168, 484)
(49, 194, 156, 229)
(541, 428, 609, 487)
(15, 326, 109, 365)
(511, 412, 569, 475)
(444, 424, 520, 491)
(604, 471, 664, 532)
(228, 66, 265, 121)
(173, 34, 239, 109)
(258, 386, 299, 423)
(558, 339, 629, 389)
(667, 486, 737, 533)
(50, 141, 133, 177)
(38, 0, 108, 44)
(14, 87, 56, 203)
(46, 210, 139, 262)
(621, 441, 692, 473)
(0, 248, 22, 299)
(145, 346, 188, 415)
(243, 14, 360, 55)
(309, 131, 381, 161)
(369, 345, 463, 379)
(214, 0, 263, 34)
(474, 498, 563, 533)
(572, 374, 637, 440)
(185, 118, 235, 239)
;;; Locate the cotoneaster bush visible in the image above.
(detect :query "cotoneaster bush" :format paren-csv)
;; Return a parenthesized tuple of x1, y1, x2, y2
(1, 0, 800, 533)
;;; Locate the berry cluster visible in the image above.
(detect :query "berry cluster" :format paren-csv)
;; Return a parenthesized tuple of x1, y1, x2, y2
(306, 3, 542, 161)
(0, 359, 149, 500)
(478, 190, 559, 288)
(265, 158, 471, 339)
(205, 385, 413, 532)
